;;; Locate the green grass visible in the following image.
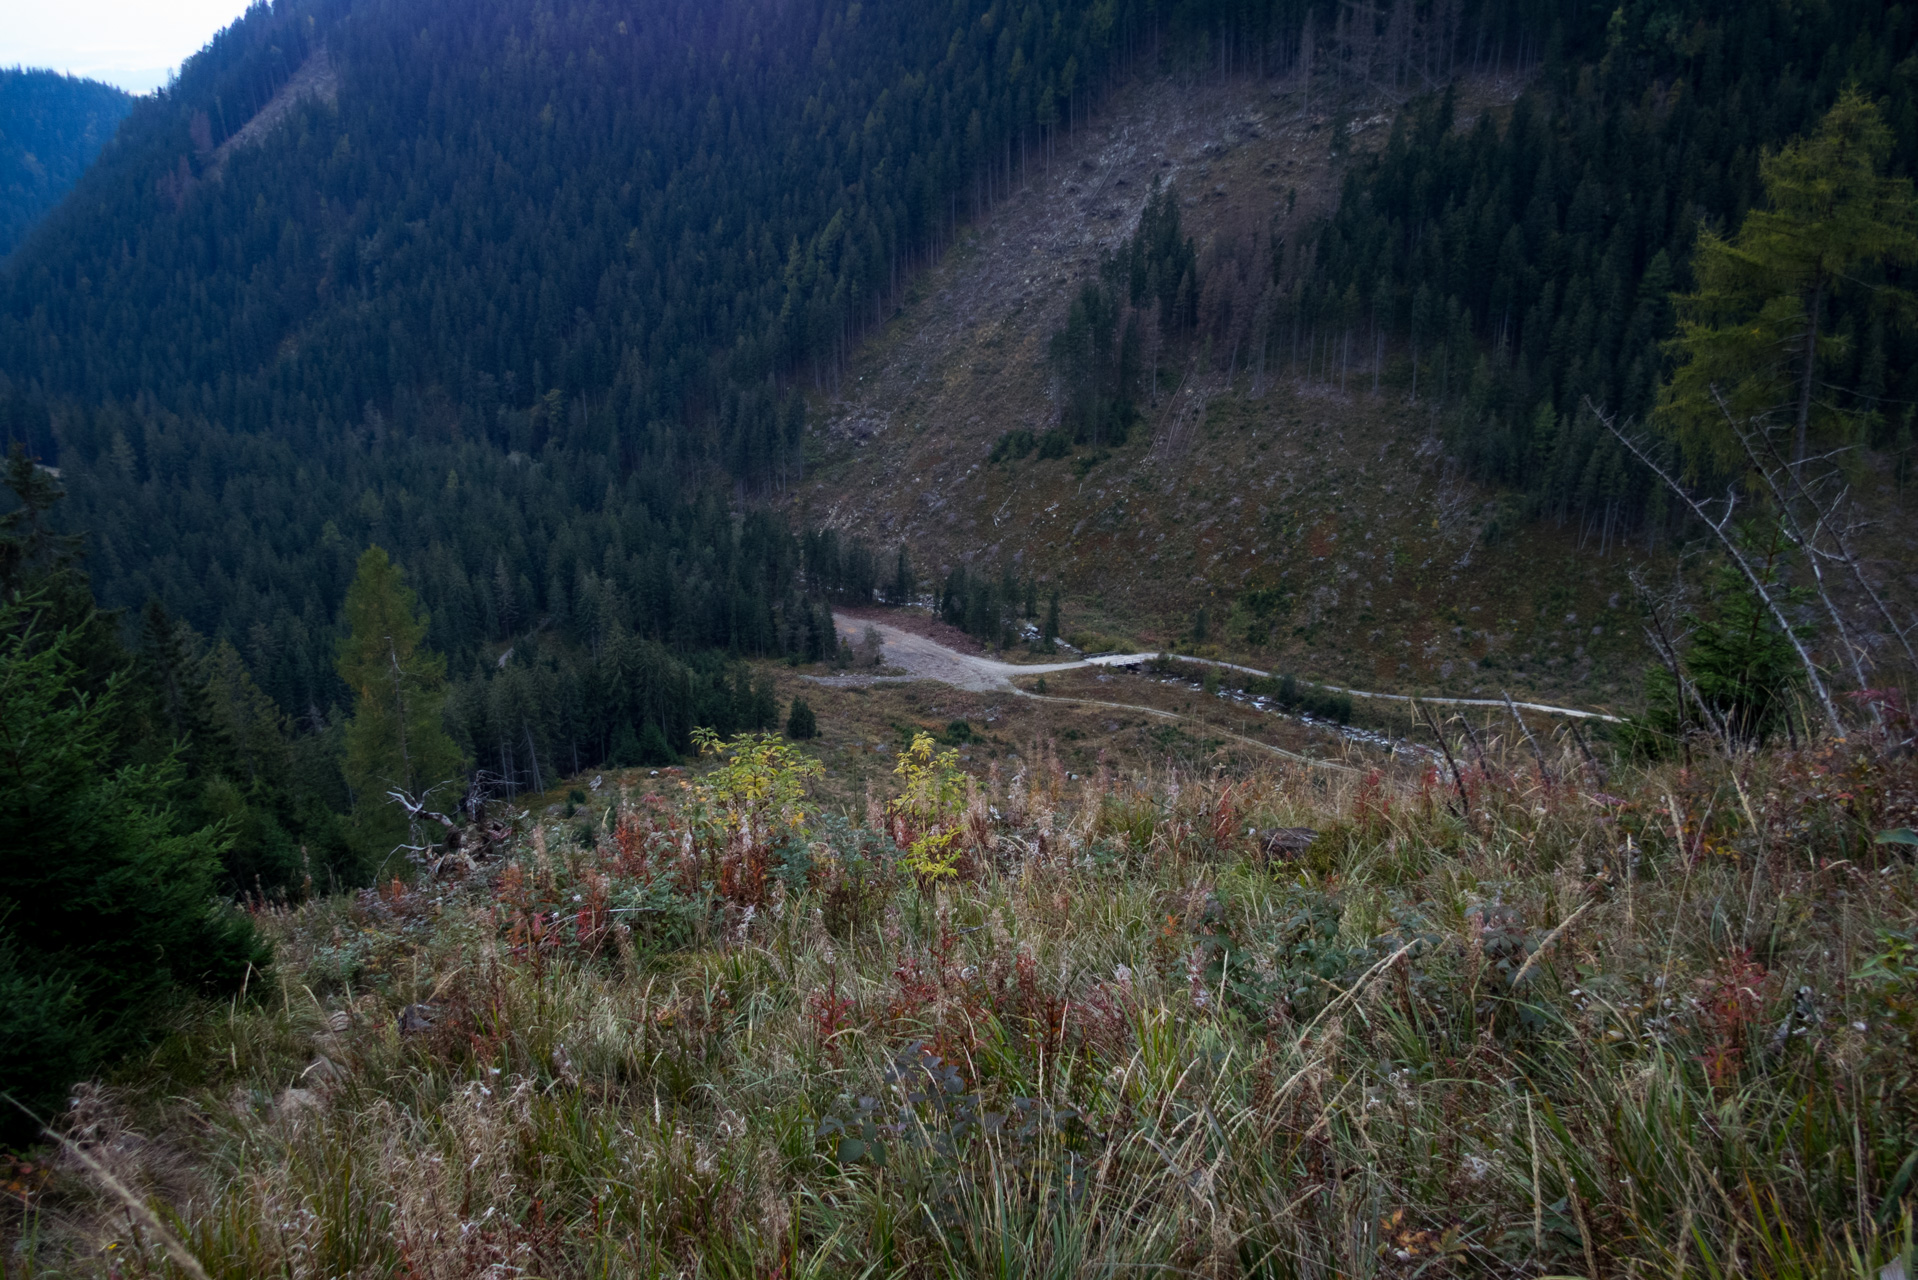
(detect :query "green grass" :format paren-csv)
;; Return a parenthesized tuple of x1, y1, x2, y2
(5, 728, 1918, 1278)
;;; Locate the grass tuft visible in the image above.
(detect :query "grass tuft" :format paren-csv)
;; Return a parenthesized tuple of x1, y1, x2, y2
(6, 726, 1918, 1277)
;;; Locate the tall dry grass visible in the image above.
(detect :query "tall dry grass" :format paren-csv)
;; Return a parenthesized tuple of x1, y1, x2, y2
(5, 721, 1916, 1278)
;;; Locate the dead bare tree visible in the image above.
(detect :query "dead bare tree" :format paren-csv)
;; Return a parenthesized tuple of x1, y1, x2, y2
(387, 778, 519, 876)
(1588, 399, 1846, 736)
(1713, 387, 1918, 676)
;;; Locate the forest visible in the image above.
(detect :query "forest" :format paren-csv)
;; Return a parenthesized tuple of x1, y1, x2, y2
(0, 0, 1353, 739)
(1283, 0, 1918, 542)
(0, 69, 130, 259)
(0, 0, 1549, 715)
(971, 1, 1918, 552)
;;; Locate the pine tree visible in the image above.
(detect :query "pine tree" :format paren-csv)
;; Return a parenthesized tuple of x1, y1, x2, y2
(1660, 90, 1918, 476)
(786, 696, 818, 740)
(135, 599, 221, 771)
(337, 547, 462, 856)
(0, 444, 124, 691)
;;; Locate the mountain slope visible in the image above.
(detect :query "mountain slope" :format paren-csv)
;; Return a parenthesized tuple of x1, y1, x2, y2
(0, 0, 1539, 722)
(789, 69, 1652, 708)
(0, 0, 1360, 789)
(0, 69, 131, 259)
(0, 0, 1226, 704)
(0, 0, 1310, 478)
(3, 0, 1911, 735)
(791, 0, 1918, 709)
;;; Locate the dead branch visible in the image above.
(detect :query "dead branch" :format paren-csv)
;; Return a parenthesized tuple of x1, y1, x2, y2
(1414, 698, 1469, 815)
(1715, 387, 1917, 674)
(1503, 689, 1554, 782)
(1589, 399, 1844, 736)
(387, 782, 515, 876)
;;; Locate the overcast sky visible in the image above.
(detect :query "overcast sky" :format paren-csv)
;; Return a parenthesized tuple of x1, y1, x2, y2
(2, 0, 253, 94)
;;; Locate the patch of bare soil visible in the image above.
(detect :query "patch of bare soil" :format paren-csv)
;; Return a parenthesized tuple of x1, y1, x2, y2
(210, 47, 339, 172)
(833, 605, 990, 657)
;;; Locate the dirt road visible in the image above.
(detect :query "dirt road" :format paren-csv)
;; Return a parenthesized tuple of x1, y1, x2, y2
(823, 615, 1621, 723)
(822, 616, 1357, 771)
(820, 617, 1084, 691)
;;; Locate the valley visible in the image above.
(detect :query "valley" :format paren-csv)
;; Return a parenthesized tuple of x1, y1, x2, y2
(807, 607, 1617, 778)
(2, 1, 1917, 1275)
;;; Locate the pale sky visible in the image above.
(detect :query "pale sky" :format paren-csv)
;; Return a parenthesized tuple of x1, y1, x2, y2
(0, 0, 254, 94)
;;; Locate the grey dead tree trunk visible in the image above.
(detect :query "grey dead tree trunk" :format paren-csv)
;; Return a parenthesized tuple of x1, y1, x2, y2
(1715, 388, 1917, 675)
(1590, 399, 1845, 736)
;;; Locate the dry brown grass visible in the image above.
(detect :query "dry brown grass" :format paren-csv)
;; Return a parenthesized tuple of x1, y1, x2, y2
(6, 707, 1917, 1278)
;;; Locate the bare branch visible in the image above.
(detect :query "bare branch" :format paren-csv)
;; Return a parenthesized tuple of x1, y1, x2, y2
(1413, 698, 1469, 815)
(1714, 391, 1886, 695)
(1589, 398, 1845, 736)
(1502, 689, 1554, 781)
(1714, 387, 1918, 672)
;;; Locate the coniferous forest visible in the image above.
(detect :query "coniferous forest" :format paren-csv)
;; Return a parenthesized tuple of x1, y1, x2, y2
(1291, 0, 1918, 540)
(0, 69, 131, 259)
(0, 0, 1387, 788)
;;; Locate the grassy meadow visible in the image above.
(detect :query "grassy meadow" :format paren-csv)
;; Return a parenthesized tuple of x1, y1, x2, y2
(5, 709, 1917, 1279)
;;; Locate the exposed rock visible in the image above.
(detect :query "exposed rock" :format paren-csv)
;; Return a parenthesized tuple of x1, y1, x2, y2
(397, 1003, 441, 1035)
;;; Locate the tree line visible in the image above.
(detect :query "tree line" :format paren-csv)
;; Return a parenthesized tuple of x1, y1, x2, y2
(1285, 0, 1918, 544)
(0, 68, 132, 259)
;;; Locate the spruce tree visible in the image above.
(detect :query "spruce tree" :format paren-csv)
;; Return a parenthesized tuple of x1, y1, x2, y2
(337, 547, 462, 857)
(0, 445, 124, 693)
(0, 599, 267, 1137)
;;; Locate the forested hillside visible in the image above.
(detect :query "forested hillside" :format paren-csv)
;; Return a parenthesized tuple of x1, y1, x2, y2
(0, 0, 1563, 795)
(2, 0, 1913, 825)
(797, 0, 1918, 696)
(1298, 0, 1918, 537)
(0, 0, 1364, 733)
(0, 70, 131, 259)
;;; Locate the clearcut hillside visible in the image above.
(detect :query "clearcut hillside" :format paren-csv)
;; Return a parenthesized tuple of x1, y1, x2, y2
(789, 67, 1651, 710)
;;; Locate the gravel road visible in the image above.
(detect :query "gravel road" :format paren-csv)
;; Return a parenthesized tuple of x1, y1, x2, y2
(820, 615, 1622, 723)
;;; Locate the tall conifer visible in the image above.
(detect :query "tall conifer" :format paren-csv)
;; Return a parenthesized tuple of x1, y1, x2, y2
(1661, 90, 1918, 476)
(338, 547, 462, 855)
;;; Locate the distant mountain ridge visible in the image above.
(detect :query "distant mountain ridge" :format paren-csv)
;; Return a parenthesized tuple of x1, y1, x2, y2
(0, 69, 131, 259)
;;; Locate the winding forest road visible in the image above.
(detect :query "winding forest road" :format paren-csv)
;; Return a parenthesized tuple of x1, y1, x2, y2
(817, 616, 1357, 770)
(821, 615, 1623, 724)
